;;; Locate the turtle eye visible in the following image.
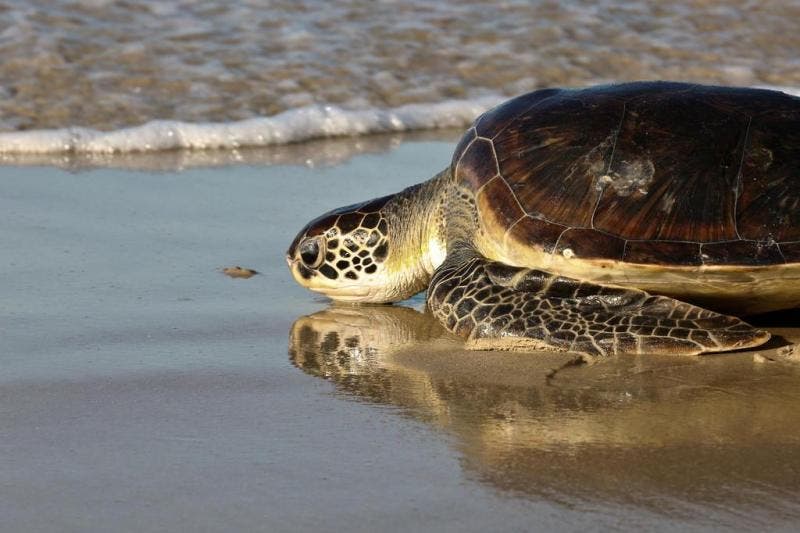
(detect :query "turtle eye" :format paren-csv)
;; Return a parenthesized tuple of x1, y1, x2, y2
(299, 238, 324, 268)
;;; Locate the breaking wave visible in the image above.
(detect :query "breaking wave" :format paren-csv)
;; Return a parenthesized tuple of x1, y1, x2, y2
(0, 97, 502, 154)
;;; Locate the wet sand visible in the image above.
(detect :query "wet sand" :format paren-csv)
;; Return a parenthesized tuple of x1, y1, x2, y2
(2, 140, 800, 532)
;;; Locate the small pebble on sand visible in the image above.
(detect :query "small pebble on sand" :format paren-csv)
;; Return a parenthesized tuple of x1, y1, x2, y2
(222, 266, 259, 279)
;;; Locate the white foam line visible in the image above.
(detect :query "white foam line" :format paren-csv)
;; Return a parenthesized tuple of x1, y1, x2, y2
(2, 84, 797, 155)
(0, 97, 504, 154)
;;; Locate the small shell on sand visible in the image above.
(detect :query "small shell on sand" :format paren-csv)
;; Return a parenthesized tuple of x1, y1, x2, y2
(222, 266, 259, 279)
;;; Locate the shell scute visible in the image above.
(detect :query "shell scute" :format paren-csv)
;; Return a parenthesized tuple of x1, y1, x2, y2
(592, 91, 747, 242)
(455, 137, 499, 190)
(701, 241, 785, 266)
(624, 241, 703, 266)
(555, 228, 626, 261)
(506, 216, 565, 254)
(475, 176, 525, 232)
(493, 95, 623, 228)
(736, 110, 800, 242)
(451, 127, 476, 168)
(476, 88, 563, 139)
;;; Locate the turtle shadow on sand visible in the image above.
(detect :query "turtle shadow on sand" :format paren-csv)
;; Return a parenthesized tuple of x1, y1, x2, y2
(288, 305, 800, 521)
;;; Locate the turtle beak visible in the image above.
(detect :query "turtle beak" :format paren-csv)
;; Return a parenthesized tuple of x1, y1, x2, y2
(285, 254, 295, 269)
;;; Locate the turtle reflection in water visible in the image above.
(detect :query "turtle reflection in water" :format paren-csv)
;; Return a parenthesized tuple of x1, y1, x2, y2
(287, 82, 800, 358)
(288, 306, 800, 512)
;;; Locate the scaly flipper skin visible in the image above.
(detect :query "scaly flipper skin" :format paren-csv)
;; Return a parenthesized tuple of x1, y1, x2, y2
(427, 250, 771, 357)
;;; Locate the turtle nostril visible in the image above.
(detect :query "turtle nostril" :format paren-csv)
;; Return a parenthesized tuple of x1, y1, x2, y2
(285, 255, 294, 268)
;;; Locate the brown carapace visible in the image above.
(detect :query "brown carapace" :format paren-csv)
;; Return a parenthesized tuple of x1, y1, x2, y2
(288, 82, 800, 357)
(454, 81, 800, 265)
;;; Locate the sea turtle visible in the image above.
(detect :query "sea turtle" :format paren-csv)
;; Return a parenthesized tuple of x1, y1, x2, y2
(286, 81, 800, 357)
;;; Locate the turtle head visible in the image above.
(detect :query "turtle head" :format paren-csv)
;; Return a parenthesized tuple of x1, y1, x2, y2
(286, 197, 398, 303)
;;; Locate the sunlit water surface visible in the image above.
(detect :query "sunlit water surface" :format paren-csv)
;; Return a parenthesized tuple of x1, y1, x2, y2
(2, 141, 799, 531)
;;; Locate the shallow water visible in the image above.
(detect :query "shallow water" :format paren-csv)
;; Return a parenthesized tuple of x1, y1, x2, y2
(291, 305, 800, 523)
(2, 0, 800, 132)
(2, 140, 799, 531)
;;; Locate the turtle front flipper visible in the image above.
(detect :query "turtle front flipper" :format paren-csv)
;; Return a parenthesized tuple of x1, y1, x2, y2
(427, 253, 771, 357)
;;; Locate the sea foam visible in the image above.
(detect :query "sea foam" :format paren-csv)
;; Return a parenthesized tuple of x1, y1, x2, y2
(0, 97, 503, 154)
(2, 85, 798, 155)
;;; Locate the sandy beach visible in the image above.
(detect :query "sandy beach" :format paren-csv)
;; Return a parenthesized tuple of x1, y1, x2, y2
(2, 1, 800, 530)
(1, 139, 798, 532)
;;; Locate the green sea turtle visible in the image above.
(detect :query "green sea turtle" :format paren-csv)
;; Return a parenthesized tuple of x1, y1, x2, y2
(286, 81, 800, 357)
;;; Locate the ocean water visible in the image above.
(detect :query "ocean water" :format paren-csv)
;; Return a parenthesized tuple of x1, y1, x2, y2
(1, 0, 800, 153)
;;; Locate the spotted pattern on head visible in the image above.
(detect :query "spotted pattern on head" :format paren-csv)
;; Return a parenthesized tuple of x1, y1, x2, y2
(292, 207, 391, 282)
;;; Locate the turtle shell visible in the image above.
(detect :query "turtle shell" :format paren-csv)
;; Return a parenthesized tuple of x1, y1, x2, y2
(452, 81, 800, 267)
